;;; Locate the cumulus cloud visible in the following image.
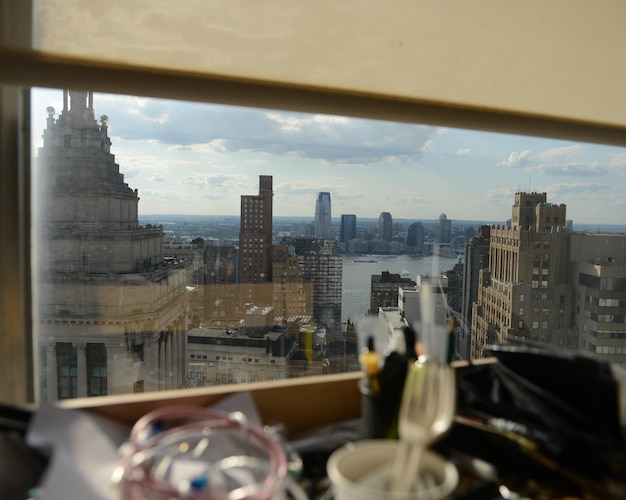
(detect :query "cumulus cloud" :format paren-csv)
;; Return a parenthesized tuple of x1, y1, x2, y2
(531, 162, 606, 176)
(421, 139, 435, 152)
(456, 148, 470, 156)
(150, 173, 165, 182)
(496, 150, 531, 168)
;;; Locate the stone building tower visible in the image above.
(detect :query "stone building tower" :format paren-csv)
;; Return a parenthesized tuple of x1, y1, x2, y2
(36, 90, 189, 401)
(470, 192, 572, 358)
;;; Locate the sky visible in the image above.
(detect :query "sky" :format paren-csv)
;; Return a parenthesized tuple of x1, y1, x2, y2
(32, 88, 626, 225)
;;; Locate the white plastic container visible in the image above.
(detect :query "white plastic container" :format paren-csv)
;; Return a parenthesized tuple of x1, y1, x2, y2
(327, 440, 458, 500)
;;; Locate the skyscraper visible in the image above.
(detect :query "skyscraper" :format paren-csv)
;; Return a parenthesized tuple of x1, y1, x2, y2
(407, 222, 425, 252)
(339, 214, 357, 244)
(378, 212, 393, 241)
(314, 192, 332, 238)
(298, 239, 343, 338)
(239, 175, 273, 284)
(37, 91, 188, 400)
(471, 193, 571, 359)
(437, 213, 452, 243)
(458, 226, 490, 360)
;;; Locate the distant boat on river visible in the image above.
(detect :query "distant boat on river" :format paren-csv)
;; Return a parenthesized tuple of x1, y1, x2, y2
(352, 259, 378, 263)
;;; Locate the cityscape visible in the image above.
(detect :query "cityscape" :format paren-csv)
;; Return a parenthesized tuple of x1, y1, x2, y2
(34, 90, 626, 402)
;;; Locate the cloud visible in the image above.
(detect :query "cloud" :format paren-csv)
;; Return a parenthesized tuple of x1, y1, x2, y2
(456, 148, 470, 156)
(150, 173, 165, 182)
(421, 139, 435, 152)
(531, 162, 606, 176)
(610, 152, 626, 171)
(96, 93, 435, 166)
(546, 182, 610, 194)
(179, 172, 247, 192)
(485, 187, 517, 201)
(537, 144, 582, 161)
(496, 150, 531, 168)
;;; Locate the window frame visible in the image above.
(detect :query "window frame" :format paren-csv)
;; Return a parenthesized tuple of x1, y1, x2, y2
(2, 0, 626, 406)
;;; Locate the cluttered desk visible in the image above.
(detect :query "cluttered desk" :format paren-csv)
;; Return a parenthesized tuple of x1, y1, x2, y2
(3, 334, 626, 499)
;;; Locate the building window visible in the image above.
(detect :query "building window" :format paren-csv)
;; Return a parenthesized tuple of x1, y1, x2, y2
(87, 343, 107, 397)
(57, 343, 77, 400)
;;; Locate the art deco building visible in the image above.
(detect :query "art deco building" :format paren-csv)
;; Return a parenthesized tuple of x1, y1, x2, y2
(314, 192, 332, 238)
(470, 193, 572, 359)
(36, 91, 188, 401)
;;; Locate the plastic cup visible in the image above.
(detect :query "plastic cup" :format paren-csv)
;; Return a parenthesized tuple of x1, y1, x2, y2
(327, 440, 458, 500)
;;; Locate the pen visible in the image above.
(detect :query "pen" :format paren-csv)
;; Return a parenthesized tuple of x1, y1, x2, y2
(359, 336, 381, 394)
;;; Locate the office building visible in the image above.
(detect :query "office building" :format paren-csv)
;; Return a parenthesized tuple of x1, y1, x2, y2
(340, 214, 357, 244)
(471, 192, 572, 359)
(187, 324, 296, 385)
(570, 234, 626, 368)
(407, 222, 425, 253)
(378, 212, 393, 241)
(36, 91, 188, 400)
(314, 192, 332, 238)
(437, 213, 452, 244)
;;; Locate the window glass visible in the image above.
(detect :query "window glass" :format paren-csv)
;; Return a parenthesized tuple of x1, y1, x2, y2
(31, 88, 626, 401)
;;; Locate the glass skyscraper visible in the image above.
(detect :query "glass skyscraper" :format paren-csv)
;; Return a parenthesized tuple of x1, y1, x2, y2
(314, 192, 332, 238)
(339, 214, 357, 243)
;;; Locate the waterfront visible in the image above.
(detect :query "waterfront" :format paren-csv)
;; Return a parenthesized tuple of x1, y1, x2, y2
(341, 254, 458, 323)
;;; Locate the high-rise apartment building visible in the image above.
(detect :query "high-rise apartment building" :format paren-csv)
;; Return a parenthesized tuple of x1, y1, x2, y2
(378, 212, 393, 241)
(314, 192, 332, 238)
(471, 192, 572, 359)
(437, 213, 452, 243)
(458, 226, 491, 360)
(370, 271, 416, 313)
(239, 175, 273, 284)
(37, 91, 188, 400)
(340, 214, 357, 243)
(298, 239, 343, 338)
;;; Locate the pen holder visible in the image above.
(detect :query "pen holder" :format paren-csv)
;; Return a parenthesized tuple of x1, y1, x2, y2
(359, 378, 400, 439)
(327, 440, 458, 500)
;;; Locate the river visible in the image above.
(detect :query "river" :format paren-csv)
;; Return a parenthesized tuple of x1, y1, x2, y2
(341, 254, 458, 323)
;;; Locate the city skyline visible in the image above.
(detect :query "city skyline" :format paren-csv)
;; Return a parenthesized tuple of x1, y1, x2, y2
(32, 88, 626, 225)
